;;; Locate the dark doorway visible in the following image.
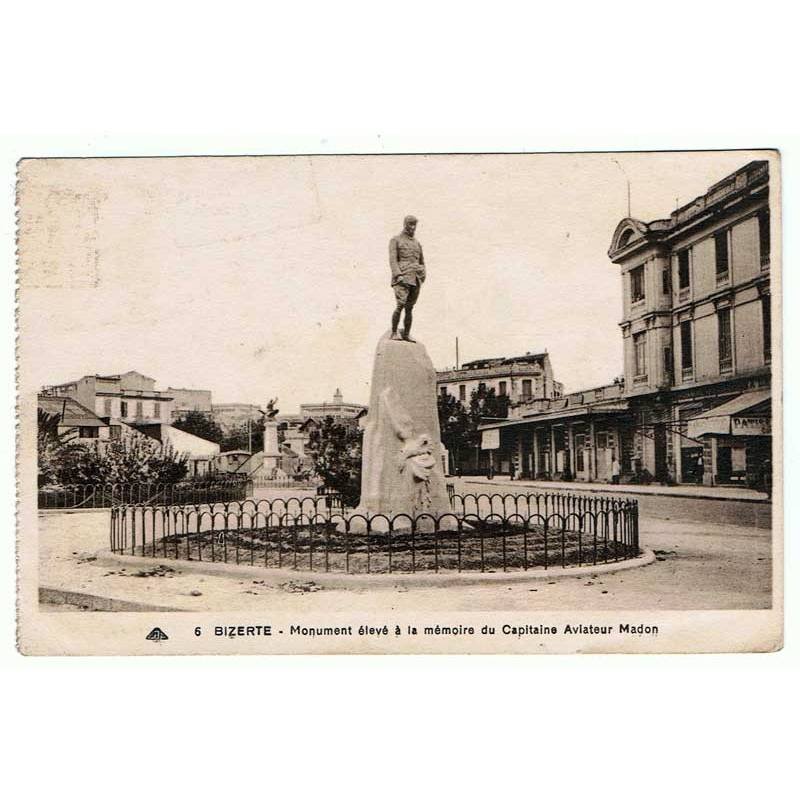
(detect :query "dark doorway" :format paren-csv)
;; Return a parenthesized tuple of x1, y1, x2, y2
(682, 447, 703, 484)
(653, 423, 668, 482)
(717, 444, 732, 484)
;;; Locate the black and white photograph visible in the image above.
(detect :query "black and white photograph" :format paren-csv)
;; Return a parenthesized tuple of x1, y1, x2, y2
(15, 150, 781, 654)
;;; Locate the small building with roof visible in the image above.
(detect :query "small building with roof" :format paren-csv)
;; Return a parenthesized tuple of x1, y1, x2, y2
(38, 394, 110, 443)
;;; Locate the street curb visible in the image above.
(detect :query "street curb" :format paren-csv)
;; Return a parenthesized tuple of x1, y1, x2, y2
(462, 479, 770, 504)
(38, 508, 112, 515)
(94, 548, 657, 590)
(39, 586, 185, 612)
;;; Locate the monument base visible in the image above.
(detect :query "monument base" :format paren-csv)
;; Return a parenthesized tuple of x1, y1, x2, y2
(357, 331, 452, 520)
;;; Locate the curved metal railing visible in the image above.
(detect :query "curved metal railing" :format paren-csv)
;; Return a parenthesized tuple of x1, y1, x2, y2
(109, 491, 638, 574)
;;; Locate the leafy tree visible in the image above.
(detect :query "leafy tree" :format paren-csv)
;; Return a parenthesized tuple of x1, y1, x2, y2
(38, 410, 190, 486)
(437, 386, 510, 472)
(173, 410, 224, 444)
(220, 417, 266, 453)
(37, 409, 73, 487)
(53, 436, 189, 485)
(306, 417, 363, 507)
(436, 393, 469, 473)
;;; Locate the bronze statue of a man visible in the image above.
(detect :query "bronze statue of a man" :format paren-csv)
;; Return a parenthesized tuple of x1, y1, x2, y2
(389, 215, 425, 342)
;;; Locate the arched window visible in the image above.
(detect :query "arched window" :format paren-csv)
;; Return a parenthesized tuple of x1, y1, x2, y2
(618, 228, 635, 248)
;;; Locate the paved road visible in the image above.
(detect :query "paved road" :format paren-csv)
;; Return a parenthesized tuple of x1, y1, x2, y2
(454, 478, 771, 529)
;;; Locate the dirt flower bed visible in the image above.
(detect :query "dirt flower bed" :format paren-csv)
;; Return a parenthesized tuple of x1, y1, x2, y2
(134, 521, 638, 574)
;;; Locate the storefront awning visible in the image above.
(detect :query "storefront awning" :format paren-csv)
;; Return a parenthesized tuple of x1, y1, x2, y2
(478, 403, 629, 432)
(686, 391, 771, 439)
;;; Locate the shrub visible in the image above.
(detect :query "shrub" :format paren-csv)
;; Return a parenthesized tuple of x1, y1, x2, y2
(306, 417, 363, 508)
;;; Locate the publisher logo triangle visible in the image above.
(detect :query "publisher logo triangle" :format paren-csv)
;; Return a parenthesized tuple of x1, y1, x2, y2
(145, 627, 169, 642)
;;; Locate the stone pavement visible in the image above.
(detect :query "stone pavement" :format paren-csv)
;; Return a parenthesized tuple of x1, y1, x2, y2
(460, 476, 769, 502)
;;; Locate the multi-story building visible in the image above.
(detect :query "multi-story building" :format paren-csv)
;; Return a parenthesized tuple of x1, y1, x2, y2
(298, 389, 367, 419)
(167, 386, 213, 419)
(609, 158, 771, 486)
(478, 159, 773, 487)
(40, 372, 222, 474)
(437, 352, 563, 406)
(211, 403, 264, 432)
(40, 371, 174, 437)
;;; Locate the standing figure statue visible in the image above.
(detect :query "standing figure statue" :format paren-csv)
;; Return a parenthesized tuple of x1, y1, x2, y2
(389, 215, 426, 342)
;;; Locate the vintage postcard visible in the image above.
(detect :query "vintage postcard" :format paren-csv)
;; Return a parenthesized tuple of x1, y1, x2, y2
(16, 150, 782, 655)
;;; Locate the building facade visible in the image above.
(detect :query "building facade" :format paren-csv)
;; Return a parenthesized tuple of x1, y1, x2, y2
(41, 371, 174, 437)
(211, 403, 264, 432)
(478, 160, 772, 488)
(298, 389, 367, 419)
(437, 352, 563, 406)
(167, 386, 213, 419)
(609, 159, 771, 486)
(38, 395, 110, 444)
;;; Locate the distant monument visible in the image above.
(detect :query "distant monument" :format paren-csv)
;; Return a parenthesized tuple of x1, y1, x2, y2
(262, 397, 282, 476)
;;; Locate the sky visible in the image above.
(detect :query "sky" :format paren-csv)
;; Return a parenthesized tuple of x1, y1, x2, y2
(18, 151, 766, 413)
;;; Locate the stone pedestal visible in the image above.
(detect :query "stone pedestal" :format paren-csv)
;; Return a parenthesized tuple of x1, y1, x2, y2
(356, 332, 452, 522)
(262, 421, 281, 475)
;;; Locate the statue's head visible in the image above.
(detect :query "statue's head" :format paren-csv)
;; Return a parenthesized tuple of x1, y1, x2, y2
(403, 215, 418, 236)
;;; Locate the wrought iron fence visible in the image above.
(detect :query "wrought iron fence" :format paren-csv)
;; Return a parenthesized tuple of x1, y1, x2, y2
(250, 476, 319, 490)
(109, 491, 639, 573)
(38, 478, 251, 510)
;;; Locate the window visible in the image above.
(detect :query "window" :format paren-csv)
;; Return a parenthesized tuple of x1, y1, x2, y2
(758, 209, 770, 268)
(663, 346, 673, 383)
(103, 398, 112, 415)
(678, 249, 691, 291)
(762, 295, 771, 364)
(136, 401, 143, 418)
(630, 265, 645, 303)
(110, 425, 121, 440)
(79, 426, 98, 439)
(618, 229, 634, 248)
(120, 400, 128, 417)
(498, 381, 507, 396)
(478, 382, 486, 393)
(522, 379, 532, 399)
(680, 320, 693, 375)
(440, 386, 448, 398)
(718, 307, 733, 374)
(714, 230, 729, 281)
(633, 332, 647, 377)
(154, 401, 161, 418)
(662, 265, 671, 295)
(458, 385, 466, 403)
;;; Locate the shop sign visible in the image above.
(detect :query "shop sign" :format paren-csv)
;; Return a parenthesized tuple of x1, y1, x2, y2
(481, 429, 500, 450)
(732, 416, 771, 435)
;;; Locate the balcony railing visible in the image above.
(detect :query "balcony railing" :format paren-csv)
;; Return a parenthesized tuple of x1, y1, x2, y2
(437, 362, 544, 382)
(672, 162, 768, 226)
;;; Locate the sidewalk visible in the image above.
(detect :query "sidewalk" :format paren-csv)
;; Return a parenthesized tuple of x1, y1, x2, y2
(458, 476, 769, 503)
